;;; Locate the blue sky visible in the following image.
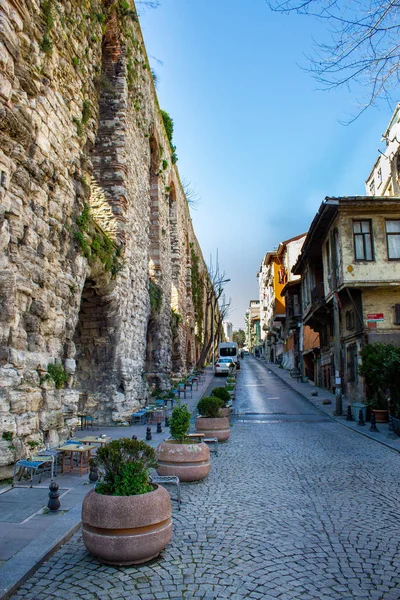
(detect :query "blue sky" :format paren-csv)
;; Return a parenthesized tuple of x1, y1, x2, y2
(139, 0, 396, 330)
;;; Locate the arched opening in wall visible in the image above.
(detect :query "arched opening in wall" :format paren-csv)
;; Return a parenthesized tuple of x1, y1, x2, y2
(169, 183, 180, 287)
(149, 136, 161, 275)
(186, 233, 191, 296)
(170, 311, 183, 376)
(186, 339, 192, 368)
(72, 278, 119, 417)
(145, 315, 157, 381)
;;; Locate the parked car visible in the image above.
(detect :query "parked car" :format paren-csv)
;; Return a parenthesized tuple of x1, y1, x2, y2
(214, 358, 235, 376)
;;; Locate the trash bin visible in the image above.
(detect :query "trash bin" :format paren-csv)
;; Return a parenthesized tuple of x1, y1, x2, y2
(351, 402, 367, 422)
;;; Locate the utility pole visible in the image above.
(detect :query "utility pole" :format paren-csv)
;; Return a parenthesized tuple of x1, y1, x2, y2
(333, 293, 342, 416)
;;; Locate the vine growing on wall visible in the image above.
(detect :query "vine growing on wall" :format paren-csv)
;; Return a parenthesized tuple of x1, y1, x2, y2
(149, 279, 163, 314)
(160, 110, 178, 165)
(191, 248, 204, 341)
(39, 0, 55, 54)
(74, 204, 124, 276)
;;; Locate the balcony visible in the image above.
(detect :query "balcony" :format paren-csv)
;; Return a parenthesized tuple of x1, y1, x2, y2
(311, 282, 325, 305)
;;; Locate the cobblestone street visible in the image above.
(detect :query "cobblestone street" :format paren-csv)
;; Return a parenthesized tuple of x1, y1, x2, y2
(10, 391, 400, 600)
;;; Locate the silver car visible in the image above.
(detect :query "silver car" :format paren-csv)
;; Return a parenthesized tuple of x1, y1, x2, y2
(214, 357, 235, 376)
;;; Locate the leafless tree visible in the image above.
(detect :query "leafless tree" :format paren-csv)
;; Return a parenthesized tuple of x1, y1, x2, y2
(198, 267, 231, 367)
(265, 0, 400, 119)
(136, 0, 160, 12)
(181, 177, 201, 209)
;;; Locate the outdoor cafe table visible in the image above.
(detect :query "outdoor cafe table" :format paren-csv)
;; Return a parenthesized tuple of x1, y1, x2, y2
(56, 444, 97, 476)
(146, 408, 165, 424)
(73, 436, 111, 446)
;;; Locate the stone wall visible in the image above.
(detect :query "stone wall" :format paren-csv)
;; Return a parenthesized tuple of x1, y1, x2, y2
(0, 0, 213, 477)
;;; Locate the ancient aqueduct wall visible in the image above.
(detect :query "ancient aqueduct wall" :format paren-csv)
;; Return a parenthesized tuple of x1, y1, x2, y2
(0, 0, 212, 476)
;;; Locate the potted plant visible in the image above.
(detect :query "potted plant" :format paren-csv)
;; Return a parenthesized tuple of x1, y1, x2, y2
(156, 403, 210, 481)
(210, 387, 232, 417)
(195, 396, 230, 441)
(360, 343, 400, 424)
(366, 397, 389, 422)
(82, 438, 172, 565)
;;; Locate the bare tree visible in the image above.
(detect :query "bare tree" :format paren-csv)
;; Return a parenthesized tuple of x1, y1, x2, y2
(198, 267, 231, 367)
(181, 177, 201, 209)
(136, 0, 160, 12)
(266, 0, 400, 119)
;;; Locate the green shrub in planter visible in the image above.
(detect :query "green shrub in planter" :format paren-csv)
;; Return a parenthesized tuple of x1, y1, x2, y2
(211, 387, 231, 405)
(94, 438, 157, 496)
(169, 403, 191, 443)
(197, 396, 224, 418)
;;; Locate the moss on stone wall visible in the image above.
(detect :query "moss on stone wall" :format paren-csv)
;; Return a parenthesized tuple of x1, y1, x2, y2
(74, 204, 123, 276)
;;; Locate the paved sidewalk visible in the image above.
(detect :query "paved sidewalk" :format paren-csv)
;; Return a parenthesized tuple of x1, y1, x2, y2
(254, 357, 400, 454)
(0, 367, 215, 600)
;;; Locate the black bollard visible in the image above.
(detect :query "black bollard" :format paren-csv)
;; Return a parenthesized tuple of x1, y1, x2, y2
(48, 480, 60, 512)
(357, 408, 365, 426)
(369, 411, 379, 432)
(164, 416, 169, 427)
(89, 464, 98, 483)
(387, 415, 398, 439)
(146, 426, 152, 441)
(156, 422, 162, 434)
(346, 405, 354, 421)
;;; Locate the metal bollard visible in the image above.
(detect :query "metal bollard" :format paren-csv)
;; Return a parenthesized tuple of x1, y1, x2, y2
(146, 426, 152, 441)
(48, 480, 60, 512)
(369, 412, 379, 432)
(387, 415, 398, 439)
(346, 405, 354, 421)
(156, 422, 162, 434)
(357, 408, 365, 426)
(89, 464, 98, 483)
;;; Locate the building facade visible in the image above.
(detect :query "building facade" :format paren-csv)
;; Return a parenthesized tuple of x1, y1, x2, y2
(294, 196, 400, 403)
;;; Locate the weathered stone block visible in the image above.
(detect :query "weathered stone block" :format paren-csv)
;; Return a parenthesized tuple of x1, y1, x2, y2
(42, 389, 62, 411)
(0, 364, 20, 387)
(64, 358, 76, 374)
(38, 410, 64, 431)
(15, 412, 38, 436)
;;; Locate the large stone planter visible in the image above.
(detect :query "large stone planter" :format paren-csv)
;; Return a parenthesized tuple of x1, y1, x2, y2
(156, 440, 210, 482)
(82, 486, 172, 565)
(195, 416, 230, 441)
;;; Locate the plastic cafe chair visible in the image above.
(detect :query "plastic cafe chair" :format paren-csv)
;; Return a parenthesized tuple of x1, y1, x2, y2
(84, 416, 98, 430)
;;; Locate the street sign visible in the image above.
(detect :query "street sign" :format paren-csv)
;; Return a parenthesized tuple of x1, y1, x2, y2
(367, 313, 384, 321)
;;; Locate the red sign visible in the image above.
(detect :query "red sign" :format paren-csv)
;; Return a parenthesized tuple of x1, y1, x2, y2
(367, 313, 384, 321)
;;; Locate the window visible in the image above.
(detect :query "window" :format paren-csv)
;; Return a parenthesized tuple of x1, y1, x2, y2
(346, 343, 358, 382)
(377, 167, 382, 186)
(353, 220, 374, 261)
(395, 304, 400, 325)
(386, 220, 400, 259)
(345, 310, 355, 331)
(326, 239, 331, 272)
(369, 179, 375, 195)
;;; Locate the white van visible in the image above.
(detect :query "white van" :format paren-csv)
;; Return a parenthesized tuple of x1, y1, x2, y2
(218, 342, 240, 369)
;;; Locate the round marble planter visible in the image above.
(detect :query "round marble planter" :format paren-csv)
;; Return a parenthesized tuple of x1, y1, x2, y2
(156, 440, 210, 482)
(195, 416, 230, 441)
(82, 485, 172, 565)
